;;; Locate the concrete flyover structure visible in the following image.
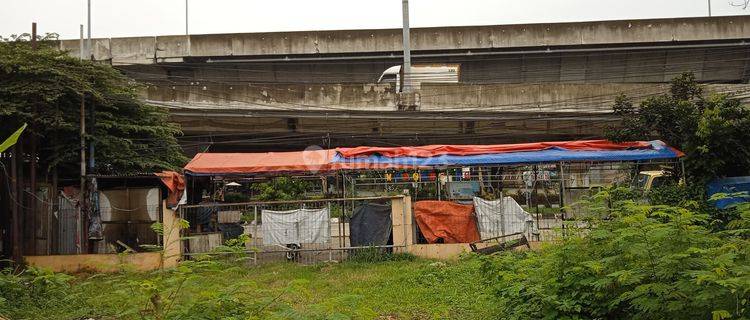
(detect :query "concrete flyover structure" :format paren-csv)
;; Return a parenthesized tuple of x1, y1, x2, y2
(57, 15, 750, 152)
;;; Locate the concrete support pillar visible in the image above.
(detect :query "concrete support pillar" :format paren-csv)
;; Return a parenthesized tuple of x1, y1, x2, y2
(391, 195, 414, 252)
(161, 201, 182, 269)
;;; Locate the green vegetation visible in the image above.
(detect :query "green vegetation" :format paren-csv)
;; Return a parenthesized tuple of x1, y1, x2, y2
(0, 37, 186, 176)
(252, 177, 313, 201)
(606, 72, 750, 184)
(1, 257, 497, 320)
(2, 188, 749, 319)
(480, 187, 750, 320)
(3, 60, 749, 319)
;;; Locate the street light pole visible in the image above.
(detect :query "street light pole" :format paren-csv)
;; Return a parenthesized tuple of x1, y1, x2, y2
(87, 0, 95, 172)
(401, 0, 412, 93)
(186, 0, 189, 35)
(708, 0, 712, 17)
(79, 24, 86, 254)
(87, 0, 92, 59)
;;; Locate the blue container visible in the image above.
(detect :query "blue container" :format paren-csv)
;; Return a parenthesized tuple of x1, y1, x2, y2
(707, 176, 750, 209)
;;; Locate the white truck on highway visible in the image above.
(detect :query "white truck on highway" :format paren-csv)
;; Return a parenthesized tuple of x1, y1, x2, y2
(377, 64, 460, 92)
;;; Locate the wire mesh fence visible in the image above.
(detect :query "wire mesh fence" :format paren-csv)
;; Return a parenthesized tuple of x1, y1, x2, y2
(174, 161, 678, 263)
(179, 196, 404, 265)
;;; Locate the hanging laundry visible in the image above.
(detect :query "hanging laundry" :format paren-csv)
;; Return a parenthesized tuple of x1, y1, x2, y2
(438, 173, 448, 185)
(462, 167, 472, 179)
(473, 197, 536, 240)
(428, 172, 437, 181)
(155, 171, 186, 208)
(412, 172, 421, 182)
(261, 208, 329, 245)
(385, 173, 393, 182)
(350, 202, 392, 247)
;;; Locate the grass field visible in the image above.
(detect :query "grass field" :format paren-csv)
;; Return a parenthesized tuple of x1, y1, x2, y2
(5, 255, 499, 320)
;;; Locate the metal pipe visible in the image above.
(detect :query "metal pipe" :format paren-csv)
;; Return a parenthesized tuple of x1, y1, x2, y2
(181, 244, 404, 256)
(327, 201, 332, 261)
(401, 0, 412, 93)
(253, 205, 258, 265)
(87, 0, 92, 59)
(79, 25, 84, 60)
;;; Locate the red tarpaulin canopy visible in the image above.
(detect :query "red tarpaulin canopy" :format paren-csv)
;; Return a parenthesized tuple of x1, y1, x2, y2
(337, 140, 654, 158)
(184, 149, 404, 175)
(184, 140, 680, 175)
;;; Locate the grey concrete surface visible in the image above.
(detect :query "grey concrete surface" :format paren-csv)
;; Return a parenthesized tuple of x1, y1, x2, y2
(57, 15, 750, 64)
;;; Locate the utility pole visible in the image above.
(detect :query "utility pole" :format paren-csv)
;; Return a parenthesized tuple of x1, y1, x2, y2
(10, 144, 20, 265)
(401, 0, 412, 93)
(79, 24, 86, 254)
(79, 24, 84, 60)
(87, 0, 95, 172)
(185, 0, 192, 56)
(87, 0, 92, 59)
(30, 22, 38, 255)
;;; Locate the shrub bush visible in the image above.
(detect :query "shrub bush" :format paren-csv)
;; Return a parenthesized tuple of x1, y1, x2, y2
(347, 247, 417, 263)
(480, 190, 750, 320)
(0, 267, 75, 318)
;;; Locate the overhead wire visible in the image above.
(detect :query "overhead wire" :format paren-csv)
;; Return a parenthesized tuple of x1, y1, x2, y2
(80, 45, 750, 150)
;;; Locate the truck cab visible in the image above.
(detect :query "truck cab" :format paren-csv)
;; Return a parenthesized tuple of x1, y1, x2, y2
(633, 170, 670, 191)
(377, 64, 460, 92)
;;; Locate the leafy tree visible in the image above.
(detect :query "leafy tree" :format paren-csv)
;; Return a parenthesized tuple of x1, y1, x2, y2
(0, 39, 187, 177)
(606, 73, 750, 184)
(251, 177, 311, 201)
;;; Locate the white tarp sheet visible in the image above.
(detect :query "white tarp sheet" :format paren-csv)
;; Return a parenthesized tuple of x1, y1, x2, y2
(261, 208, 329, 245)
(473, 197, 535, 239)
(99, 188, 160, 222)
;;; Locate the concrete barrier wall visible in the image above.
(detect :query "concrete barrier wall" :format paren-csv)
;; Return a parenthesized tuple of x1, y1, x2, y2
(24, 201, 182, 273)
(25, 252, 163, 273)
(146, 82, 750, 114)
(57, 16, 750, 63)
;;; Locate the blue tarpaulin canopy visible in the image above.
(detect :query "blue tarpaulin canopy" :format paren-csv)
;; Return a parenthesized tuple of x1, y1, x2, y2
(333, 140, 681, 167)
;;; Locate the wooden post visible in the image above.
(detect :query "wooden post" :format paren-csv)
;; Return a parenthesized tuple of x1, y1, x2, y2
(10, 144, 22, 266)
(30, 22, 38, 255)
(78, 24, 86, 254)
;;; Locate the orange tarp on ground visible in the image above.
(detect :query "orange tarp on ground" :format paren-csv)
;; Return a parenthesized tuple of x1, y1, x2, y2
(337, 140, 654, 158)
(414, 201, 480, 244)
(184, 149, 407, 175)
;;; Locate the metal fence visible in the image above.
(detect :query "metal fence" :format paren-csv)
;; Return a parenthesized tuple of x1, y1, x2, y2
(179, 196, 404, 265)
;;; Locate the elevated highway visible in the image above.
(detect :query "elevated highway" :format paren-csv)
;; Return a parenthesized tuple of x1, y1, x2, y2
(56, 15, 750, 152)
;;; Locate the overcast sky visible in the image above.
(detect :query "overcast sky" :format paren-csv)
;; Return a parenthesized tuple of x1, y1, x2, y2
(2, 0, 750, 39)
